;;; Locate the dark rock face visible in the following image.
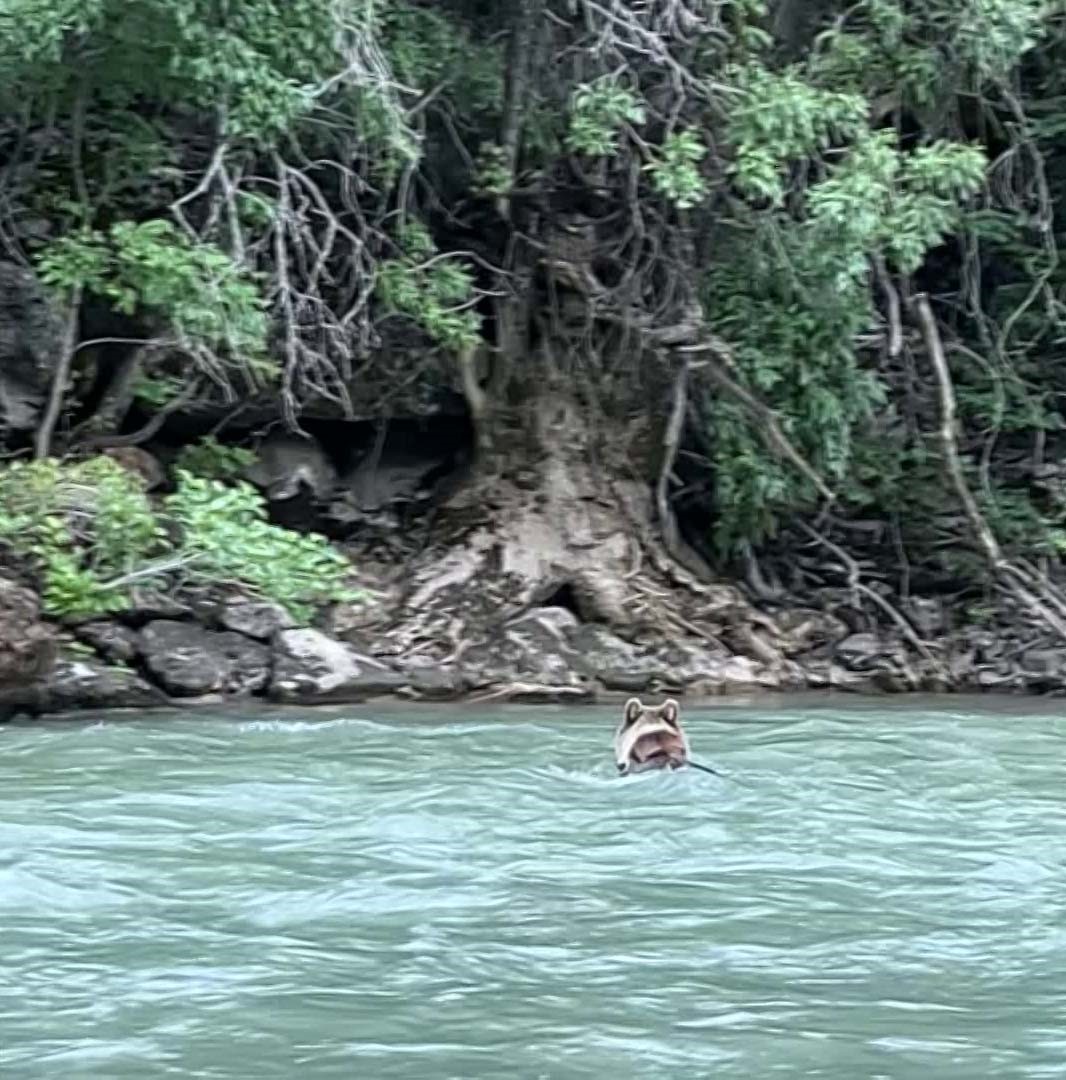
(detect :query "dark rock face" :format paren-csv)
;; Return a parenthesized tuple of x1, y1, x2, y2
(140, 620, 271, 697)
(0, 576, 57, 718)
(0, 261, 65, 436)
(269, 628, 406, 703)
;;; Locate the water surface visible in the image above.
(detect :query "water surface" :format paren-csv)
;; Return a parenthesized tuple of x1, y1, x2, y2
(2, 699, 1065, 1078)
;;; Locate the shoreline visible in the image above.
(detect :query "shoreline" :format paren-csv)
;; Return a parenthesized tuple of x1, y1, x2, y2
(6, 682, 1066, 727)
(7, 573, 1066, 724)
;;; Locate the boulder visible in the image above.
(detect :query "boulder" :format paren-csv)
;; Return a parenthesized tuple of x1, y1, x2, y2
(269, 628, 405, 703)
(834, 632, 897, 672)
(687, 655, 777, 695)
(100, 447, 166, 491)
(242, 433, 336, 502)
(140, 620, 270, 696)
(217, 600, 296, 641)
(46, 657, 169, 712)
(73, 621, 140, 664)
(117, 591, 195, 626)
(773, 608, 849, 656)
(460, 619, 586, 691)
(568, 624, 665, 693)
(0, 576, 57, 718)
(402, 665, 467, 700)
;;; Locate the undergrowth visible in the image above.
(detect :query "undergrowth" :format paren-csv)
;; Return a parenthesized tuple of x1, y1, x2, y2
(0, 457, 358, 622)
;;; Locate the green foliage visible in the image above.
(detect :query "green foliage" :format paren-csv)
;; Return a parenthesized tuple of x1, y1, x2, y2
(474, 144, 512, 198)
(707, 231, 887, 550)
(727, 64, 868, 203)
(646, 130, 709, 209)
(0, 457, 356, 621)
(566, 77, 645, 157)
(166, 473, 358, 622)
(3, 0, 1065, 599)
(806, 132, 986, 278)
(37, 220, 270, 361)
(175, 437, 257, 482)
(376, 221, 480, 351)
(131, 374, 185, 408)
(0, 0, 387, 142)
(707, 41, 989, 552)
(382, 2, 502, 120)
(0, 457, 165, 617)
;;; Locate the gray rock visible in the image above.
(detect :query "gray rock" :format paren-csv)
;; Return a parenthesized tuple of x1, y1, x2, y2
(687, 655, 774, 695)
(339, 445, 445, 512)
(0, 576, 56, 693)
(270, 628, 404, 703)
(119, 592, 195, 626)
(568, 625, 664, 692)
(835, 632, 895, 672)
(774, 608, 849, 656)
(506, 606, 581, 639)
(481, 683, 596, 704)
(1020, 648, 1063, 678)
(803, 661, 876, 692)
(217, 600, 296, 641)
(243, 433, 337, 502)
(404, 666, 465, 700)
(46, 657, 169, 712)
(976, 667, 1022, 691)
(74, 621, 140, 664)
(461, 629, 585, 690)
(0, 261, 65, 435)
(904, 597, 947, 637)
(140, 620, 270, 697)
(652, 640, 733, 685)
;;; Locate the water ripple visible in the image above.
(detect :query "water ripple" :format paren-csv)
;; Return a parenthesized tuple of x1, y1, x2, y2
(1, 700, 1064, 1078)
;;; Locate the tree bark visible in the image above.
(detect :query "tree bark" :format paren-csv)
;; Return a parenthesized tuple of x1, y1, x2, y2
(34, 285, 82, 460)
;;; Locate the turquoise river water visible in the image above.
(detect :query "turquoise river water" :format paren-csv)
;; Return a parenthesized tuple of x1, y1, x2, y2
(1, 698, 1065, 1079)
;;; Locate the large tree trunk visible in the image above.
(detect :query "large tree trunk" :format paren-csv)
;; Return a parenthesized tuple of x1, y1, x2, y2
(365, 378, 787, 696)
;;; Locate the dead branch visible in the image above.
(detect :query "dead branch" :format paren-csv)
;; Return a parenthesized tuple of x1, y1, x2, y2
(798, 519, 944, 673)
(34, 284, 82, 460)
(913, 292, 1066, 642)
(656, 355, 688, 557)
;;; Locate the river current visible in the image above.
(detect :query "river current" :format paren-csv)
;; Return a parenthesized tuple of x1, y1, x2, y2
(2, 698, 1064, 1079)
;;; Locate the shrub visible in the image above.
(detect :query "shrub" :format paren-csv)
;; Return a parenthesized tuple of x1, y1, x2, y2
(174, 436, 257, 481)
(0, 457, 357, 622)
(166, 472, 358, 622)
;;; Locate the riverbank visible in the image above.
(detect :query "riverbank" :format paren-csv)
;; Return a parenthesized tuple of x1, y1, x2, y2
(5, 567, 1065, 722)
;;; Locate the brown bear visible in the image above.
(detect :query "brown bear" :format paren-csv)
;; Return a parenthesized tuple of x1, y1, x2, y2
(614, 697, 690, 775)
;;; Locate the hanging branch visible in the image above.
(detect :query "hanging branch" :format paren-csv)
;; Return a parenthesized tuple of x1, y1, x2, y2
(913, 292, 1066, 642)
(656, 355, 689, 558)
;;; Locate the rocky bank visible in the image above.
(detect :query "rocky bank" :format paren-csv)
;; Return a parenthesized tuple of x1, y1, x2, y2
(4, 563, 1064, 721)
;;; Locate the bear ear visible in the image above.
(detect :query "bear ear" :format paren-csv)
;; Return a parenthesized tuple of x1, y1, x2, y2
(623, 698, 643, 726)
(659, 699, 680, 726)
